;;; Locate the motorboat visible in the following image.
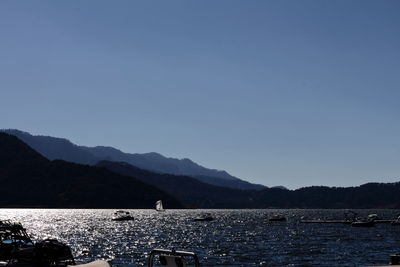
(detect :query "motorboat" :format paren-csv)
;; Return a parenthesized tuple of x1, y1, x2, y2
(344, 211, 375, 227)
(391, 215, 400, 225)
(351, 219, 375, 227)
(147, 248, 200, 267)
(343, 210, 358, 224)
(0, 220, 111, 267)
(0, 220, 35, 264)
(111, 210, 134, 221)
(269, 215, 287, 222)
(193, 213, 213, 222)
(367, 213, 380, 221)
(0, 220, 82, 267)
(155, 200, 165, 212)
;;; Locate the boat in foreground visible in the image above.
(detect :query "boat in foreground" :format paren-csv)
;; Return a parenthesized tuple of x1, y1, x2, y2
(0, 220, 105, 267)
(1, 220, 201, 267)
(147, 248, 200, 267)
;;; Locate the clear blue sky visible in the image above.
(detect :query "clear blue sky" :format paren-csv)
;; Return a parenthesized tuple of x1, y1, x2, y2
(1, 1, 399, 189)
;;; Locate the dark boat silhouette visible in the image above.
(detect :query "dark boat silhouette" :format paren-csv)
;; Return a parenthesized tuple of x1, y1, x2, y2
(0, 220, 110, 267)
(351, 220, 375, 227)
(111, 210, 134, 221)
(193, 213, 214, 222)
(269, 215, 287, 222)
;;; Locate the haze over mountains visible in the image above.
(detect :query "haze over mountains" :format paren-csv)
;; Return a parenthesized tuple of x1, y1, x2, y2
(2, 129, 264, 190)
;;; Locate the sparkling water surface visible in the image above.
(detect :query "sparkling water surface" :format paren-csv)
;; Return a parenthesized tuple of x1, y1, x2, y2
(1, 209, 400, 266)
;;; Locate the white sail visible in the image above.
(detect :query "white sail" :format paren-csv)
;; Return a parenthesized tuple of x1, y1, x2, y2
(156, 200, 164, 211)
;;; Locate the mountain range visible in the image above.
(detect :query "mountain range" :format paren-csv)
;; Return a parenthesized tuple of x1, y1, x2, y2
(0, 132, 268, 208)
(1, 129, 264, 190)
(0, 132, 181, 208)
(1, 130, 400, 209)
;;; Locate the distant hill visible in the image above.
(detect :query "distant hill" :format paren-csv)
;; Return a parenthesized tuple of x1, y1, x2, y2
(192, 175, 264, 190)
(271, 186, 289, 190)
(2, 130, 400, 209)
(0, 132, 182, 208)
(2, 129, 265, 190)
(97, 160, 259, 208)
(82, 146, 265, 190)
(257, 183, 400, 208)
(97, 161, 400, 209)
(1, 130, 98, 165)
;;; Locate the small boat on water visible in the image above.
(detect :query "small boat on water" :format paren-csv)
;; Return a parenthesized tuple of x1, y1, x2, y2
(351, 220, 375, 227)
(155, 200, 165, 212)
(391, 215, 400, 225)
(112, 210, 134, 221)
(193, 213, 213, 222)
(344, 211, 375, 227)
(367, 213, 381, 221)
(269, 215, 287, 222)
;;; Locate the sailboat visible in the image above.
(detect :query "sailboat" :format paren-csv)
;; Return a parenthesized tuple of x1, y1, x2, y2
(155, 200, 165, 212)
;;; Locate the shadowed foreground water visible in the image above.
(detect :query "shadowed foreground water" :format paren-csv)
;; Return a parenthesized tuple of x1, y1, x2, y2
(1, 209, 400, 266)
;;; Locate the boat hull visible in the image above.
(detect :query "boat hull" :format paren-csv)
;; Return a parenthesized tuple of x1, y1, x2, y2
(112, 216, 134, 221)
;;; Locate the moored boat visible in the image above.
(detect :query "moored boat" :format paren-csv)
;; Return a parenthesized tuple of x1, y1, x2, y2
(193, 213, 213, 222)
(112, 210, 134, 221)
(0, 220, 109, 267)
(269, 215, 287, 222)
(391, 215, 400, 225)
(351, 220, 375, 227)
(367, 213, 380, 221)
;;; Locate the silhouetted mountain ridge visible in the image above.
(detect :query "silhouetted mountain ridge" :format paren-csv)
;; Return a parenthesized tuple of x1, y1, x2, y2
(256, 183, 400, 208)
(2, 130, 400, 209)
(1, 129, 98, 165)
(2, 129, 264, 190)
(0, 132, 182, 208)
(0, 130, 400, 208)
(97, 160, 400, 208)
(97, 160, 257, 208)
(81, 146, 240, 181)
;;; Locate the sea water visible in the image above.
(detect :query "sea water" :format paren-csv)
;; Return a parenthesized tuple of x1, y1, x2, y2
(1, 209, 400, 266)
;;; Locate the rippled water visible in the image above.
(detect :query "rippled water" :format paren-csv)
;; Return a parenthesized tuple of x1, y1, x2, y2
(1, 209, 400, 266)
